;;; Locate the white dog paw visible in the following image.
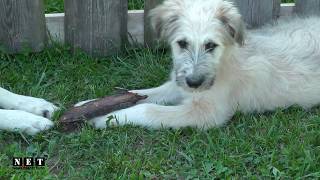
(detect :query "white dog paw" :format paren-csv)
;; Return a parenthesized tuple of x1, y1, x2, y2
(23, 116, 54, 135)
(129, 90, 151, 103)
(14, 95, 58, 119)
(88, 104, 148, 129)
(2, 111, 54, 135)
(88, 115, 114, 129)
(129, 89, 146, 95)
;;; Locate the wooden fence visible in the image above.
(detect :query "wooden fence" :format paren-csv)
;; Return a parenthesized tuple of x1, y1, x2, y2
(0, 0, 320, 56)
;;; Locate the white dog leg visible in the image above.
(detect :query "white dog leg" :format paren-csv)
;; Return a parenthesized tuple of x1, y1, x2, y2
(89, 94, 234, 129)
(0, 87, 58, 118)
(0, 109, 54, 135)
(75, 81, 184, 108)
(130, 81, 185, 105)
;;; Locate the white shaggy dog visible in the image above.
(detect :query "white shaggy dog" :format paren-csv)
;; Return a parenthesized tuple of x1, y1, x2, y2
(0, 88, 57, 135)
(81, 0, 320, 129)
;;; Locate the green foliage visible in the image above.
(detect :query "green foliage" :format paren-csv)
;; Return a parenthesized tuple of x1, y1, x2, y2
(44, 0, 64, 14)
(128, 0, 145, 10)
(0, 45, 319, 178)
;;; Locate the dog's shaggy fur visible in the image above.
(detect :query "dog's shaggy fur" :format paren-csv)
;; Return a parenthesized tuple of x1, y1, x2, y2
(83, 0, 320, 129)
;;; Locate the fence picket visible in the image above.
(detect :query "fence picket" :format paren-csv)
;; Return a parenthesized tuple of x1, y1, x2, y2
(232, 0, 280, 28)
(64, 0, 128, 56)
(273, 0, 281, 19)
(144, 0, 163, 47)
(0, 0, 46, 53)
(295, 0, 320, 16)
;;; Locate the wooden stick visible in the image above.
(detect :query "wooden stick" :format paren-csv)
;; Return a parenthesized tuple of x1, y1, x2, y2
(59, 92, 147, 132)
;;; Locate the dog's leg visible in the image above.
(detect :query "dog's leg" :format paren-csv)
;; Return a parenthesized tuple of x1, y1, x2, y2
(130, 81, 185, 105)
(0, 109, 54, 135)
(89, 90, 234, 129)
(0, 87, 58, 118)
(75, 81, 184, 107)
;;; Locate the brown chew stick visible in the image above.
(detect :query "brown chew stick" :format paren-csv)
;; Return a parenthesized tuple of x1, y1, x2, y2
(59, 92, 148, 132)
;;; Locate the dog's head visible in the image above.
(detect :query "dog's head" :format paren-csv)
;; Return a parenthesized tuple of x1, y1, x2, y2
(150, 0, 245, 92)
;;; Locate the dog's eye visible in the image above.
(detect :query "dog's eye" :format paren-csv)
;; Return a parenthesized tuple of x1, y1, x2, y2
(205, 42, 218, 52)
(177, 40, 188, 49)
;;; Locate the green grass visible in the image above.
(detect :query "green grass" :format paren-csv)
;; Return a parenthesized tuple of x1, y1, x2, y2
(0, 45, 319, 178)
(44, 0, 295, 13)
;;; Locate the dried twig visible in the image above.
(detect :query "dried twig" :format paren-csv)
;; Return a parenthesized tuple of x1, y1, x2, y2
(59, 91, 147, 132)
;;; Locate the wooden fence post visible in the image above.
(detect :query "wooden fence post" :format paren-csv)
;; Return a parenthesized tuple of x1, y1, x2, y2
(295, 0, 320, 16)
(273, 0, 281, 19)
(65, 0, 128, 56)
(144, 0, 163, 48)
(232, 0, 280, 28)
(0, 0, 46, 53)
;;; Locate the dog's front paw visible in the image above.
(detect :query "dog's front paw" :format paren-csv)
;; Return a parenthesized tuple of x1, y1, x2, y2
(14, 95, 58, 119)
(2, 110, 54, 135)
(129, 89, 147, 96)
(88, 114, 118, 129)
(88, 104, 150, 129)
(129, 90, 152, 104)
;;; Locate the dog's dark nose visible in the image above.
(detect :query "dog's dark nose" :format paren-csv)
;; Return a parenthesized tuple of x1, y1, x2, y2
(186, 76, 205, 88)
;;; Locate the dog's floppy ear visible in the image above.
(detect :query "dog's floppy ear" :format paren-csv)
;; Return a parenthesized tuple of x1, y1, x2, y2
(216, 4, 245, 45)
(149, 1, 181, 40)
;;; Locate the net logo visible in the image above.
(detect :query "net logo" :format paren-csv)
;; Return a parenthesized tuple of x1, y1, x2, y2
(12, 157, 46, 169)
